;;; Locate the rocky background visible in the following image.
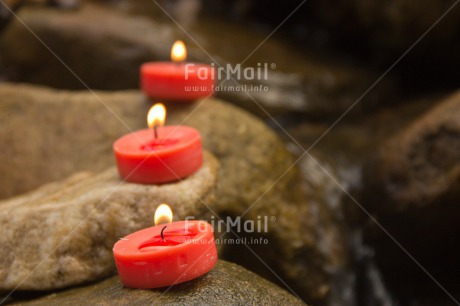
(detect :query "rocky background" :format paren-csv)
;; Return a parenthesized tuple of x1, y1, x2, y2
(0, 0, 459, 306)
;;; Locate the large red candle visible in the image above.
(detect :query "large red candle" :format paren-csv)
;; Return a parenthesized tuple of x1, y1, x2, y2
(141, 41, 215, 101)
(113, 204, 217, 288)
(113, 103, 203, 184)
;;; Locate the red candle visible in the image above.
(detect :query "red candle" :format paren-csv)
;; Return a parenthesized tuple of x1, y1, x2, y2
(141, 40, 215, 101)
(113, 204, 217, 289)
(113, 103, 203, 184)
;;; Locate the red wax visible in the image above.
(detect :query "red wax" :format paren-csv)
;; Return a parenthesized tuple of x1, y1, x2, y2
(113, 221, 217, 288)
(141, 62, 215, 101)
(113, 126, 202, 184)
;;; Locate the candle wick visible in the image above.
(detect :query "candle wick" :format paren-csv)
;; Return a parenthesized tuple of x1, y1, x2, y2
(154, 124, 158, 140)
(161, 225, 167, 241)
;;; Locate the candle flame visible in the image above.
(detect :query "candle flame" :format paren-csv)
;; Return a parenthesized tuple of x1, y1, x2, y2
(171, 40, 187, 62)
(154, 204, 173, 225)
(147, 103, 166, 129)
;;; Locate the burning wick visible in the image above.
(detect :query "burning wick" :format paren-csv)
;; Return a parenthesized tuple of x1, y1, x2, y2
(147, 103, 166, 141)
(161, 226, 167, 241)
(155, 204, 172, 242)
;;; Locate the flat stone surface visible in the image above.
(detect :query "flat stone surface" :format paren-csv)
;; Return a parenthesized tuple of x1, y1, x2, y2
(10, 261, 306, 306)
(0, 152, 218, 291)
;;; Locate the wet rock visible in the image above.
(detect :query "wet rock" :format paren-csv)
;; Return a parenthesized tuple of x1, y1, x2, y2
(0, 152, 218, 290)
(0, 2, 395, 117)
(11, 261, 306, 305)
(362, 91, 460, 301)
(0, 83, 349, 303)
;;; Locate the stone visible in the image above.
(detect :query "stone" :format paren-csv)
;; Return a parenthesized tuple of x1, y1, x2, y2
(364, 91, 460, 214)
(0, 152, 218, 290)
(362, 91, 460, 302)
(0, 83, 349, 303)
(0, 2, 396, 117)
(8, 261, 306, 305)
(0, 3, 174, 90)
(0, 85, 148, 199)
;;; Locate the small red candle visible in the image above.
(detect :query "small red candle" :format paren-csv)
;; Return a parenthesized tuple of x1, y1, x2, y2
(141, 40, 215, 101)
(113, 103, 203, 184)
(113, 204, 217, 288)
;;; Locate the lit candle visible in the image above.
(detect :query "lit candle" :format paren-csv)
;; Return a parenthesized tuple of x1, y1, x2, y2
(113, 103, 203, 184)
(141, 40, 215, 102)
(113, 204, 217, 289)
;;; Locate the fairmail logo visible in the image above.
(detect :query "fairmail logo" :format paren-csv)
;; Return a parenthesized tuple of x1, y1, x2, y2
(185, 215, 275, 233)
(185, 63, 275, 81)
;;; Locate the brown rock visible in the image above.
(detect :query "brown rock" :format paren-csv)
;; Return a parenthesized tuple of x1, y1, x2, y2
(0, 152, 218, 290)
(365, 91, 460, 213)
(10, 261, 306, 305)
(362, 91, 460, 301)
(0, 83, 349, 303)
(0, 85, 148, 199)
(0, 3, 174, 89)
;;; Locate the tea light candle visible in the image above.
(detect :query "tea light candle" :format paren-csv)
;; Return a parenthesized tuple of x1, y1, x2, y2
(113, 204, 217, 288)
(113, 103, 203, 184)
(141, 41, 215, 101)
